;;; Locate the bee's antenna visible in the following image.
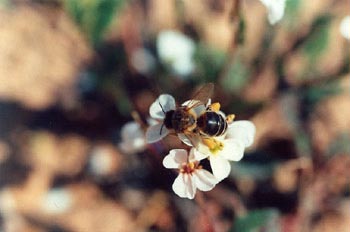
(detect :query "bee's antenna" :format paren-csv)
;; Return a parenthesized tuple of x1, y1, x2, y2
(159, 102, 166, 114)
(158, 102, 166, 135)
(160, 123, 164, 135)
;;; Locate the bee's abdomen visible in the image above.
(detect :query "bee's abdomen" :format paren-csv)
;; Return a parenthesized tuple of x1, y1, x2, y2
(197, 112, 227, 137)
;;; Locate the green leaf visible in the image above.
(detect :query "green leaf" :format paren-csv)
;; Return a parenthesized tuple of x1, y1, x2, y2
(231, 161, 276, 181)
(64, 0, 125, 46)
(303, 15, 331, 62)
(236, 15, 246, 45)
(0, 0, 11, 8)
(303, 81, 341, 111)
(221, 56, 250, 94)
(327, 133, 350, 157)
(193, 44, 226, 83)
(284, 0, 301, 26)
(230, 209, 280, 232)
(294, 130, 312, 157)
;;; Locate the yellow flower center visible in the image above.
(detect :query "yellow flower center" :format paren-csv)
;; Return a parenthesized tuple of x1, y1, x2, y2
(202, 138, 224, 155)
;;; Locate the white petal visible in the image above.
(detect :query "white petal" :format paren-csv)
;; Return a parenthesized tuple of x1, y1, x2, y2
(189, 148, 209, 162)
(210, 156, 231, 181)
(172, 174, 196, 199)
(220, 139, 245, 161)
(340, 16, 350, 40)
(163, 149, 188, 169)
(226, 121, 256, 147)
(146, 117, 158, 126)
(145, 123, 169, 143)
(260, 0, 286, 25)
(42, 188, 72, 214)
(149, 94, 176, 119)
(192, 169, 218, 191)
(157, 30, 195, 64)
(172, 58, 194, 76)
(119, 122, 146, 154)
(130, 48, 156, 74)
(196, 140, 212, 157)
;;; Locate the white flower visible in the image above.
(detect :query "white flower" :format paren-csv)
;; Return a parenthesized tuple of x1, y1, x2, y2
(340, 15, 350, 40)
(146, 94, 176, 143)
(194, 120, 256, 181)
(157, 30, 196, 76)
(131, 48, 156, 74)
(259, 0, 286, 25)
(163, 148, 218, 199)
(119, 121, 147, 154)
(41, 188, 72, 214)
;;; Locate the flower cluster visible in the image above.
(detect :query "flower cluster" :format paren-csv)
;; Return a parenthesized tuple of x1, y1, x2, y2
(146, 94, 256, 199)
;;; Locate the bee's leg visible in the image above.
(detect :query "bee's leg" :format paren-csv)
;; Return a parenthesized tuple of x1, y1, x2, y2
(226, 114, 235, 124)
(208, 102, 221, 112)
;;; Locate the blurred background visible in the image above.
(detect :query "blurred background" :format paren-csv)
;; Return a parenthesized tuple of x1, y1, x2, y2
(0, 0, 349, 231)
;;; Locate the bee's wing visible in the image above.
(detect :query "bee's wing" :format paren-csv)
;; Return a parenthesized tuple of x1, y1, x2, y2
(178, 132, 202, 147)
(190, 83, 214, 104)
(183, 83, 214, 113)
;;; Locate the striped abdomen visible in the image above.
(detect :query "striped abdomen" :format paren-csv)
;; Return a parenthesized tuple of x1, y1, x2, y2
(197, 111, 227, 137)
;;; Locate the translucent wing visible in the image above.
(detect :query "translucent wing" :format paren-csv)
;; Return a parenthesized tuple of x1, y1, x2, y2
(191, 83, 214, 104)
(183, 83, 214, 111)
(178, 132, 202, 147)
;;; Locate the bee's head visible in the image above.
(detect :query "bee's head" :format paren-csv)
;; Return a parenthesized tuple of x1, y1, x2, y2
(164, 110, 174, 129)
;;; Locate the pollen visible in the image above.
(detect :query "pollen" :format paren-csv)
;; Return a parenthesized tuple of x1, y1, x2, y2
(226, 114, 235, 123)
(202, 138, 224, 154)
(209, 102, 221, 112)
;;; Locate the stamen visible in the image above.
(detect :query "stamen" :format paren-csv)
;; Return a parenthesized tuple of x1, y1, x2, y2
(226, 114, 235, 123)
(180, 161, 198, 174)
(202, 138, 224, 154)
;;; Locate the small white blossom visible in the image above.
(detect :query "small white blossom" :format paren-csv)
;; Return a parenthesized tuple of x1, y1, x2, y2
(194, 121, 256, 181)
(340, 15, 350, 40)
(157, 30, 195, 76)
(259, 0, 286, 25)
(120, 121, 146, 154)
(163, 148, 218, 199)
(41, 188, 72, 214)
(146, 94, 176, 143)
(131, 48, 156, 74)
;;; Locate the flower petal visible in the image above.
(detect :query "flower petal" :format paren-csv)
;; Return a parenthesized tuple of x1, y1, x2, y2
(157, 30, 195, 65)
(192, 169, 218, 191)
(209, 156, 231, 181)
(172, 58, 194, 76)
(220, 139, 245, 161)
(226, 121, 256, 147)
(260, 0, 286, 25)
(149, 94, 176, 119)
(172, 173, 196, 199)
(119, 121, 146, 154)
(340, 15, 350, 40)
(145, 123, 169, 143)
(189, 148, 209, 162)
(163, 149, 188, 169)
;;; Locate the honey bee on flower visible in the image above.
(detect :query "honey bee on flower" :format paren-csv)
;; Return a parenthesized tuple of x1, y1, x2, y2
(146, 83, 256, 196)
(145, 83, 236, 146)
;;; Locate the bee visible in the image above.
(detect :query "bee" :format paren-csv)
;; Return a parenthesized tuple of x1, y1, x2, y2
(159, 83, 234, 141)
